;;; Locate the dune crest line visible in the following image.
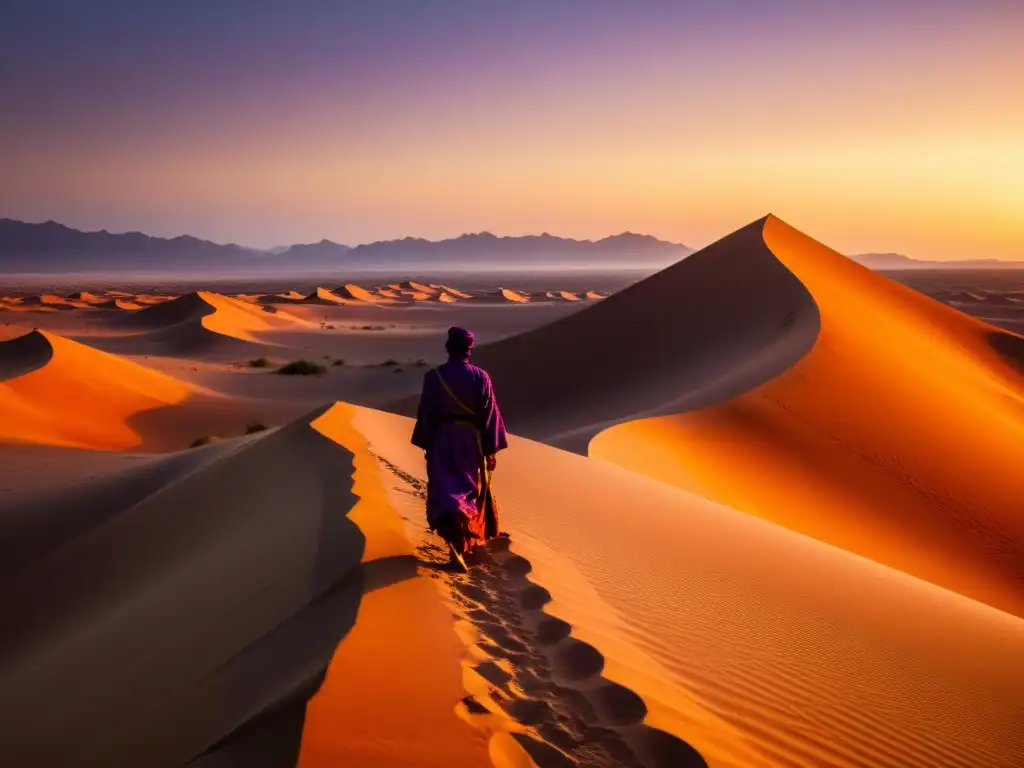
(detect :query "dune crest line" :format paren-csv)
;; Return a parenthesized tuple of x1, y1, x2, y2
(592, 215, 1024, 617)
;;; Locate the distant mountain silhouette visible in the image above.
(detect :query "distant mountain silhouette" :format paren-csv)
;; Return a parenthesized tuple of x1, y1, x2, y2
(0, 219, 272, 273)
(344, 231, 693, 267)
(278, 239, 353, 261)
(0, 219, 691, 273)
(851, 252, 1018, 270)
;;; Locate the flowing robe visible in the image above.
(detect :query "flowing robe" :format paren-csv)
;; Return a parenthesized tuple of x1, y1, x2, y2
(411, 356, 508, 549)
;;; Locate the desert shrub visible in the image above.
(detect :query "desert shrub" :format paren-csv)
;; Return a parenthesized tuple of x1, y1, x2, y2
(244, 420, 268, 434)
(248, 357, 271, 368)
(190, 435, 220, 448)
(277, 359, 327, 376)
(261, 304, 278, 313)
(382, 359, 399, 367)
(333, 358, 346, 366)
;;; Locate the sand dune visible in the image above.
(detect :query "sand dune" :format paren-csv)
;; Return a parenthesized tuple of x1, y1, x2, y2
(65, 291, 106, 304)
(111, 290, 307, 353)
(300, 287, 349, 305)
(500, 288, 530, 303)
(0, 404, 490, 767)
(353, 406, 1024, 768)
(591, 216, 1024, 617)
(392, 219, 820, 450)
(0, 329, 189, 448)
(544, 290, 581, 301)
(112, 298, 143, 310)
(432, 284, 473, 299)
(333, 283, 395, 304)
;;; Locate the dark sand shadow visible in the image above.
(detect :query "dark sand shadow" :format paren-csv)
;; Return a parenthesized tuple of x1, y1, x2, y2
(989, 330, 1024, 375)
(186, 555, 419, 768)
(0, 412, 414, 767)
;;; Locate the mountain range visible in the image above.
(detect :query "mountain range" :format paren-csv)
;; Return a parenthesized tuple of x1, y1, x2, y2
(1, 218, 1018, 274)
(0, 219, 691, 274)
(848, 252, 1017, 270)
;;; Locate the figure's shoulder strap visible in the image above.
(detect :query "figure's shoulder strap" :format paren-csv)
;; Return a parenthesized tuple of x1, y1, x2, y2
(433, 367, 475, 415)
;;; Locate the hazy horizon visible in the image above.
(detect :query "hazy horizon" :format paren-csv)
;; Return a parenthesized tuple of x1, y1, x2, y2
(3, 1, 1022, 261)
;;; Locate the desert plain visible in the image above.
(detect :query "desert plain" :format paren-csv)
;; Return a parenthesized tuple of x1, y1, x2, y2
(0, 215, 1022, 767)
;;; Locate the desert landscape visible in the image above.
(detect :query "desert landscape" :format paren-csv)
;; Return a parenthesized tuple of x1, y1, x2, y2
(1, 215, 1022, 767)
(5, 2, 1022, 765)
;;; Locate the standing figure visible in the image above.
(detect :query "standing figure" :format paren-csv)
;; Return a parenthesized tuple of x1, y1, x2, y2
(412, 327, 508, 571)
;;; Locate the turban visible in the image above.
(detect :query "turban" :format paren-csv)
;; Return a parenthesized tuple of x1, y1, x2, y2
(446, 326, 475, 355)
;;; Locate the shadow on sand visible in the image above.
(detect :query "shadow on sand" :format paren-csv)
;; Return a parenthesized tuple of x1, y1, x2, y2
(0, 414, 416, 767)
(989, 329, 1024, 375)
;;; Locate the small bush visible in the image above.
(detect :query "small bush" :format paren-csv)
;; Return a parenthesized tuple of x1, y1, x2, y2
(248, 357, 271, 368)
(190, 435, 220, 448)
(382, 359, 399, 367)
(277, 359, 328, 376)
(392, 367, 403, 374)
(261, 304, 278, 314)
(414, 358, 428, 367)
(244, 420, 268, 434)
(333, 358, 346, 366)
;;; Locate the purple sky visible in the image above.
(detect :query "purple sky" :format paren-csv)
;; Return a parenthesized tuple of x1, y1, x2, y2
(2, 0, 1022, 258)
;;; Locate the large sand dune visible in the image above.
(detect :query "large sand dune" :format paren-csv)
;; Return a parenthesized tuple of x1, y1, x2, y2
(0, 329, 189, 448)
(351, 406, 1024, 768)
(591, 216, 1024, 617)
(393, 218, 821, 450)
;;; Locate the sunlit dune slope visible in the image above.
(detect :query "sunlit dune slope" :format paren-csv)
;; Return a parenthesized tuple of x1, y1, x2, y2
(358, 407, 1024, 768)
(65, 291, 106, 304)
(500, 288, 530, 303)
(0, 330, 189, 449)
(334, 284, 395, 304)
(592, 216, 1024, 617)
(116, 290, 306, 350)
(392, 219, 820, 451)
(0, 404, 487, 767)
(432, 284, 472, 299)
(300, 287, 349, 305)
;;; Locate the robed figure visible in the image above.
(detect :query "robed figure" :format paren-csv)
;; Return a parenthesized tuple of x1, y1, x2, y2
(411, 327, 508, 570)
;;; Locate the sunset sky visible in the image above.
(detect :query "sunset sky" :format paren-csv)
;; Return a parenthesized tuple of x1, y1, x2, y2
(2, 0, 1022, 260)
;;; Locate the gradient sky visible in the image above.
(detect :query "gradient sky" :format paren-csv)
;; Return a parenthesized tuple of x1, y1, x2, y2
(2, 0, 1022, 259)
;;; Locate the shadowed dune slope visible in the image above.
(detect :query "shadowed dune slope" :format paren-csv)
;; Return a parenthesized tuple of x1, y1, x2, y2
(122, 291, 305, 341)
(103, 290, 306, 355)
(392, 218, 821, 452)
(0, 404, 488, 768)
(592, 216, 1024, 618)
(0, 330, 189, 449)
(333, 283, 395, 304)
(359, 407, 1024, 768)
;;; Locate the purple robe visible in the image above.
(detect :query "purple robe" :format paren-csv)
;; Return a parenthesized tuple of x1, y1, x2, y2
(411, 356, 508, 537)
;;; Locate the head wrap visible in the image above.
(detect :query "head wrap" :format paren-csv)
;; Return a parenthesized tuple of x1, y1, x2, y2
(445, 326, 475, 357)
